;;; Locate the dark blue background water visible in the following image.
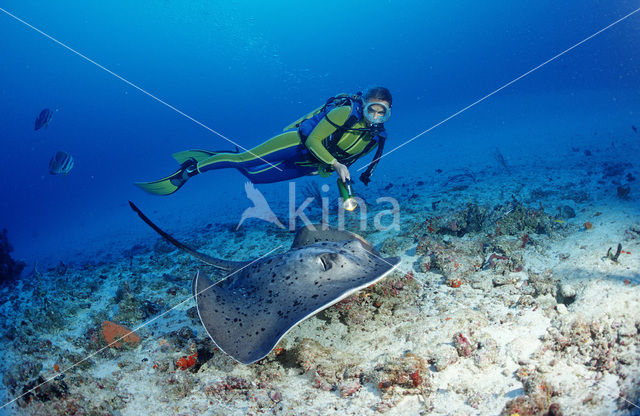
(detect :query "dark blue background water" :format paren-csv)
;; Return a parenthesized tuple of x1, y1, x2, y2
(1, 0, 638, 266)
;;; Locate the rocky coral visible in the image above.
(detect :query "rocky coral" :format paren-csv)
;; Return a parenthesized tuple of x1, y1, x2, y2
(112, 281, 160, 324)
(410, 199, 561, 240)
(544, 315, 639, 374)
(287, 338, 363, 394)
(320, 269, 422, 327)
(2, 361, 43, 400)
(369, 351, 432, 409)
(375, 353, 429, 390)
(14, 372, 128, 414)
(0, 228, 25, 285)
(379, 236, 413, 256)
(501, 368, 562, 416)
(17, 375, 69, 408)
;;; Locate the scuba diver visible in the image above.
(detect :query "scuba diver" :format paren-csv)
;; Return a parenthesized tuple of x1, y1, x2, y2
(136, 86, 392, 197)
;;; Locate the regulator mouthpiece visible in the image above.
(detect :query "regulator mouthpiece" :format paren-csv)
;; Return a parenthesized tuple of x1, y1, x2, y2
(337, 179, 357, 212)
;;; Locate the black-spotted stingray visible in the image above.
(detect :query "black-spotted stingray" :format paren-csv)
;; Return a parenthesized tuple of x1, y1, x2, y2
(129, 201, 401, 364)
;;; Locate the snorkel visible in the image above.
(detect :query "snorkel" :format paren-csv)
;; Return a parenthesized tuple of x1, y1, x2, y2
(337, 178, 357, 211)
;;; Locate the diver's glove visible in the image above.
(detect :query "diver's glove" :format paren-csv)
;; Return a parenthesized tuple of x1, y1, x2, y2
(359, 172, 371, 186)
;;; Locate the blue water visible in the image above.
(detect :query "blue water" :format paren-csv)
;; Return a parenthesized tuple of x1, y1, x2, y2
(1, 0, 638, 267)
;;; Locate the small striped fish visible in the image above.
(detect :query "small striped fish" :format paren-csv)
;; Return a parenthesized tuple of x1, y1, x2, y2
(34, 108, 53, 130)
(48, 151, 74, 175)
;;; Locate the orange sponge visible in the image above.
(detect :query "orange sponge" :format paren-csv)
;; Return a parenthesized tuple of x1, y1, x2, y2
(101, 320, 141, 349)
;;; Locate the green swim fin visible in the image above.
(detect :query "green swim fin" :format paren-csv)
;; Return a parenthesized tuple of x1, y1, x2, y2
(135, 161, 196, 196)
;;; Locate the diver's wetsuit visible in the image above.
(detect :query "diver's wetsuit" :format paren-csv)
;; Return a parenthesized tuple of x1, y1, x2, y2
(136, 103, 383, 195)
(194, 105, 379, 183)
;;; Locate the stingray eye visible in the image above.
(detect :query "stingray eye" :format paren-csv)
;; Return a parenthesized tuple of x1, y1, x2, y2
(318, 254, 333, 271)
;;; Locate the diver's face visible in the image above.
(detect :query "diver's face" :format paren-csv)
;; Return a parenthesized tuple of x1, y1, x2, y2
(364, 100, 391, 125)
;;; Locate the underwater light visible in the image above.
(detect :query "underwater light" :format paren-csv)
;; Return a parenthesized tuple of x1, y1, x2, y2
(337, 179, 358, 212)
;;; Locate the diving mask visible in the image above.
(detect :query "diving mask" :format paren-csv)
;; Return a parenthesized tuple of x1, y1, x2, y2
(363, 101, 391, 125)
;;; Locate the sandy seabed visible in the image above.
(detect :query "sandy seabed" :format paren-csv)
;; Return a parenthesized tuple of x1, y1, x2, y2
(0, 141, 639, 416)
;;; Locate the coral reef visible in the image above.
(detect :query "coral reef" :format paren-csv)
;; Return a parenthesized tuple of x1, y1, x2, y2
(501, 369, 561, 416)
(320, 269, 422, 327)
(409, 198, 560, 239)
(18, 375, 69, 408)
(287, 338, 363, 394)
(370, 352, 431, 400)
(0, 228, 25, 284)
(1, 154, 639, 415)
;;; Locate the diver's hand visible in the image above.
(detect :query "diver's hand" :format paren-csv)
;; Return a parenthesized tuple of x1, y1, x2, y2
(332, 160, 350, 183)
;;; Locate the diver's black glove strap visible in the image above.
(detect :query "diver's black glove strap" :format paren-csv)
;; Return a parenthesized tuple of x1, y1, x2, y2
(359, 173, 371, 186)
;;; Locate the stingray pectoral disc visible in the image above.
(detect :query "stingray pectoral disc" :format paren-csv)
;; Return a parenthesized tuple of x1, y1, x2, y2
(194, 241, 400, 364)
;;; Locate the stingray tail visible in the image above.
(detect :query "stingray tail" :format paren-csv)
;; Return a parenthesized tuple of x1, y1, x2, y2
(128, 201, 247, 271)
(192, 270, 199, 298)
